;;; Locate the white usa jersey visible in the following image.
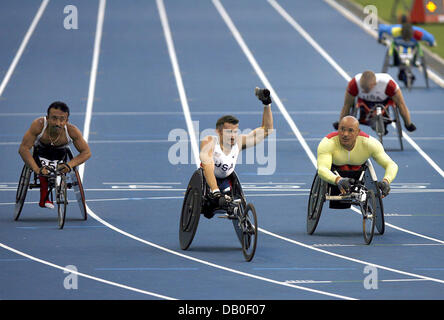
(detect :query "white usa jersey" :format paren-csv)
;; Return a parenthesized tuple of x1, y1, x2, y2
(348, 73, 399, 102)
(212, 135, 239, 179)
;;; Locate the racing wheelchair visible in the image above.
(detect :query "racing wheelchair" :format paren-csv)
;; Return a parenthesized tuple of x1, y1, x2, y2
(179, 168, 258, 262)
(381, 37, 429, 90)
(349, 99, 403, 151)
(14, 147, 87, 229)
(307, 160, 384, 245)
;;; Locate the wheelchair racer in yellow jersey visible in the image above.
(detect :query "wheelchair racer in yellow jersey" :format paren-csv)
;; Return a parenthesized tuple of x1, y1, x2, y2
(317, 116, 398, 197)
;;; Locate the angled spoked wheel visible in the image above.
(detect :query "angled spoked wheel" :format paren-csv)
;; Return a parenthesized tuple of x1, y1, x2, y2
(179, 170, 203, 250)
(14, 165, 32, 221)
(70, 167, 87, 220)
(241, 203, 258, 262)
(307, 173, 326, 235)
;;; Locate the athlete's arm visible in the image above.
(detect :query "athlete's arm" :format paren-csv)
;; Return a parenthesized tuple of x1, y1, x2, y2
(412, 26, 436, 46)
(316, 137, 340, 185)
(199, 136, 219, 192)
(368, 137, 398, 184)
(18, 118, 44, 174)
(339, 90, 356, 120)
(67, 124, 91, 169)
(391, 88, 412, 126)
(241, 104, 273, 150)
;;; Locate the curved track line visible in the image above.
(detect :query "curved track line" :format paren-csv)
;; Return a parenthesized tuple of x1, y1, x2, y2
(268, 0, 444, 179)
(0, 242, 176, 300)
(214, 0, 444, 245)
(212, 0, 444, 284)
(0, 0, 176, 301)
(258, 228, 444, 284)
(60, 0, 355, 300)
(85, 205, 355, 300)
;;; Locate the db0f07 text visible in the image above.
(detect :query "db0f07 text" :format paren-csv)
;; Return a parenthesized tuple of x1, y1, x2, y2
(222, 304, 265, 315)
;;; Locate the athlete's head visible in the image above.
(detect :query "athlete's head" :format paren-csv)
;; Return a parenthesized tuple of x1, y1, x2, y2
(338, 116, 360, 150)
(359, 70, 376, 93)
(401, 15, 413, 42)
(46, 101, 70, 132)
(216, 115, 239, 147)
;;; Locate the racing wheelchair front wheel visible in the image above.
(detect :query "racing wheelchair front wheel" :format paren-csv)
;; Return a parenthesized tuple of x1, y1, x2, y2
(241, 203, 258, 262)
(362, 190, 376, 245)
(179, 170, 203, 250)
(14, 165, 32, 221)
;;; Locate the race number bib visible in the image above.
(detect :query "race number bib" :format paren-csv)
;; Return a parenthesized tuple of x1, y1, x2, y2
(39, 157, 62, 170)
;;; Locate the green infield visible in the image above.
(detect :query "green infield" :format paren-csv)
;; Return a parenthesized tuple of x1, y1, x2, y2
(352, 0, 444, 58)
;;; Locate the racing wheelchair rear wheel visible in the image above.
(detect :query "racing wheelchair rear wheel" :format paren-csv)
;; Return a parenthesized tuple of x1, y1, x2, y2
(14, 165, 32, 221)
(67, 149, 87, 220)
(70, 167, 87, 220)
(307, 173, 327, 235)
(179, 169, 203, 250)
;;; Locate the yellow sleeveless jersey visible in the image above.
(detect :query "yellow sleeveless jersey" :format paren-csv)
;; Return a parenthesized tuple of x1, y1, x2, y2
(317, 131, 398, 184)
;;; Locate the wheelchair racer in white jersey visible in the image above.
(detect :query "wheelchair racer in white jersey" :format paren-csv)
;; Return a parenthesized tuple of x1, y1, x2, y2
(333, 70, 416, 133)
(199, 87, 274, 216)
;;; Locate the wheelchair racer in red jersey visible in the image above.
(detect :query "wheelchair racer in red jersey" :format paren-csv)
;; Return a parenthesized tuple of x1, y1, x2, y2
(18, 102, 91, 209)
(333, 70, 416, 134)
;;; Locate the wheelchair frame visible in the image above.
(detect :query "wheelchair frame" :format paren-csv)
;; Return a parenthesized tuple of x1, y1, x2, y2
(307, 160, 385, 245)
(382, 39, 429, 90)
(350, 100, 403, 151)
(179, 168, 258, 262)
(14, 146, 87, 229)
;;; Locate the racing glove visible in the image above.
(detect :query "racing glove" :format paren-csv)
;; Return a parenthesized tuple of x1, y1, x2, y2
(377, 180, 390, 197)
(337, 177, 354, 194)
(405, 122, 416, 132)
(255, 87, 272, 105)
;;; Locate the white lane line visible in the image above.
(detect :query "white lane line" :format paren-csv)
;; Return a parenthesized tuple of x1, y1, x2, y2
(3, 109, 444, 116)
(265, 0, 444, 243)
(157, 0, 200, 166)
(148, 0, 355, 300)
(213, 0, 444, 282)
(26, 0, 353, 301)
(259, 228, 444, 284)
(0, 242, 176, 300)
(0, 0, 49, 97)
(268, 0, 351, 82)
(269, 0, 444, 179)
(85, 204, 355, 300)
(3, 136, 444, 146)
(0, 0, 175, 300)
(78, 0, 106, 179)
(285, 278, 430, 284)
(212, 0, 316, 166)
(323, 0, 444, 88)
(312, 243, 444, 247)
